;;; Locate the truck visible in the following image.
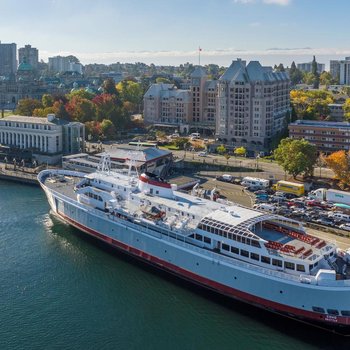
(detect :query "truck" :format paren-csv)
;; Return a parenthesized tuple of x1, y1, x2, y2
(241, 177, 269, 190)
(272, 180, 305, 197)
(310, 188, 350, 205)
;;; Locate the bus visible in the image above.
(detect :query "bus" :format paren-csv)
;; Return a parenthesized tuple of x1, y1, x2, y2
(274, 180, 304, 197)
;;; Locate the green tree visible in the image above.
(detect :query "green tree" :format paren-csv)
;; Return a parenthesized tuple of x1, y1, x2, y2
(173, 137, 188, 150)
(319, 71, 333, 87)
(274, 138, 318, 178)
(224, 153, 231, 165)
(16, 98, 42, 116)
(102, 78, 118, 95)
(67, 89, 95, 101)
(343, 98, 350, 120)
(116, 80, 143, 113)
(311, 55, 320, 89)
(42, 94, 54, 108)
(216, 144, 227, 155)
(101, 119, 117, 139)
(289, 61, 303, 86)
(234, 146, 247, 156)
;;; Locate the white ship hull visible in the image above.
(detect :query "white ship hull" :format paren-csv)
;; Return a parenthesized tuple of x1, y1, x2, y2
(39, 176, 350, 334)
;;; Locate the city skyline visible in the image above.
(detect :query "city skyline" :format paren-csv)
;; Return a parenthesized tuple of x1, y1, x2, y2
(1, 0, 350, 67)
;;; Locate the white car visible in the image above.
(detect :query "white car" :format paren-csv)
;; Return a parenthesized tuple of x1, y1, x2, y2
(197, 151, 208, 157)
(340, 224, 350, 231)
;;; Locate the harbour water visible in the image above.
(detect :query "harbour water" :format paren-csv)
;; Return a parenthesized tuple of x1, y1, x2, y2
(1, 180, 350, 350)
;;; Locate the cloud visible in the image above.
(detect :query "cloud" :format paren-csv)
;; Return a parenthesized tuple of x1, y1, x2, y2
(233, 0, 256, 4)
(234, 0, 291, 5)
(263, 0, 291, 5)
(39, 47, 350, 65)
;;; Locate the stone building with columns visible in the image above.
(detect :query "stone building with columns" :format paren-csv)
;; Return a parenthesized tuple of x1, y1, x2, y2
(0, 114, 85, 164)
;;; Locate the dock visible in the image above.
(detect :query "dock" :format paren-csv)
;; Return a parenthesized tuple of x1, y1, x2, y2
(0, 166, 39, 185)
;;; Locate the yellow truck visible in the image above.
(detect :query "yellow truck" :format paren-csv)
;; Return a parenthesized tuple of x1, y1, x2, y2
(273, 180, 305, 197)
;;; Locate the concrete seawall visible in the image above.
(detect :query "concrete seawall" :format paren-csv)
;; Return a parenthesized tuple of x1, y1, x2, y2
(0, 168, 39, 186)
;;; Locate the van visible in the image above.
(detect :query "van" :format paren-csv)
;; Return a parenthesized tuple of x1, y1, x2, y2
(328, 212, 350, 223)
(253, 203, 276, 214)
(218, 174, 233, 183)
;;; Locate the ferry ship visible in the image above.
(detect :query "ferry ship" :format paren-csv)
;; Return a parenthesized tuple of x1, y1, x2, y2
(38, 156, 350, 334)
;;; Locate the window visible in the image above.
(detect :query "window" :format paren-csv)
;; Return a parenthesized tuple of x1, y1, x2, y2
(272, 259, 282, 267)
(341, 310, 350, 316)
(261, 256, 271, 264)
(222, 243, 230, 251)
(251, 240, 260, 248)
(285, 262, 295, 270)
(251, 253, 259, 261)
(195, 234, 202, 241)
(240, 249, 249, 257)
(297, 264, 305, 272)
(231, 246, 239, 254)
(312, 306, 325, 314)
(327, 309, 339, 316)
(203, 236, 211, 244)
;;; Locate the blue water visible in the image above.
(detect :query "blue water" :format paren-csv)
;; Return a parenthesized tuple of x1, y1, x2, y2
(0, 180, 349, 349)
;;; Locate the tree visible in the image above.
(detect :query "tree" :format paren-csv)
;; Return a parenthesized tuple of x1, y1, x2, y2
(67, 89, 95, 101)
(102, 78, 118, 95)
(85, 121, 102, 140)
(173, 137, 188, 150)
(274, 138, 318, 178)
(311, 55, 320, 89)
(319, 71, 334, 87)
(116, 80, 143, 113)
(289, 61, 303, 86)
(101, 119, 117, 139)
(155, 77, 172, 84)
(343, 98, 350, 120)
(16, 98, 42, 116)
(324, 150, 350, 186)
(42, 94, 54, 108)
(224, 153, 231, 165)
(216, 144, 227, 155)
(234, 146, 246, 157)
(290, 90, 334, 120)
(65, 96, 96, 122)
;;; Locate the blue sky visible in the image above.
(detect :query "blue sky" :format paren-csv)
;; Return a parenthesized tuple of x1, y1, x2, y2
(1, 0, 349, 67)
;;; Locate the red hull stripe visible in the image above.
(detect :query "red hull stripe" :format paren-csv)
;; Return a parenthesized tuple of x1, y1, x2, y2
(58, 212, 350, 327)
(139, 175, 171, 188)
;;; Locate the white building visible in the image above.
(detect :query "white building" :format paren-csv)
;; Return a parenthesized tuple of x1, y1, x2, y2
(297, 62, 325, 74)
(48, 56, 83, 74)
(0, 114, 85, 164)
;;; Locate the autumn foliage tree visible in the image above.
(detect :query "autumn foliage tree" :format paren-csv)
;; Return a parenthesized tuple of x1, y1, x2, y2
(324, 150, 350, 186)
(16, 98, 42, 116)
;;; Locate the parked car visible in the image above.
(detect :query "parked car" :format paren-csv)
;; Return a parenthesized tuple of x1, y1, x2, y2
(316, 217, 335, 227)
(197, 151, 208, 157)
(340, 224, 350, 231)
(217, 174, 233, 183)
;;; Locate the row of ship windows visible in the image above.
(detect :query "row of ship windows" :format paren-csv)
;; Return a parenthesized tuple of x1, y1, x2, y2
(198, 223, 260, 248)
(220, 243, 306, 272)
(312, 307, 350, 317)
(86, 192, 103, 202)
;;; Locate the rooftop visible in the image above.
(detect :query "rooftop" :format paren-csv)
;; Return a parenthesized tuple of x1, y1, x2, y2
(290, 120, 350, 129)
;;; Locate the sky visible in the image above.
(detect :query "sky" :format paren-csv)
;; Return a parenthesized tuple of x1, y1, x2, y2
(1, 0, 350, 68)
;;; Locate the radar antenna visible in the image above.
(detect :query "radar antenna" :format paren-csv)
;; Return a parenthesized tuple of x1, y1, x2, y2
(98, 153, 111, 174)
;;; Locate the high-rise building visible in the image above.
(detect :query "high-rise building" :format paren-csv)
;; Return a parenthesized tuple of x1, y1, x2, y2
(217, 59, 290, 151)
(297, 62, 325, 74)
(339, 57, 350, 85)
(48, 56, 83, 74)
(18, 44, 39, 69)
(144, 59, 290, 151)
(0, 41, 17, 77)
(330, 60, 340, 81)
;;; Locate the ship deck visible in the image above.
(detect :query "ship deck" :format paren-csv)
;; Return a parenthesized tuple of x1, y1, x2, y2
(44, 174, 82, 201)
